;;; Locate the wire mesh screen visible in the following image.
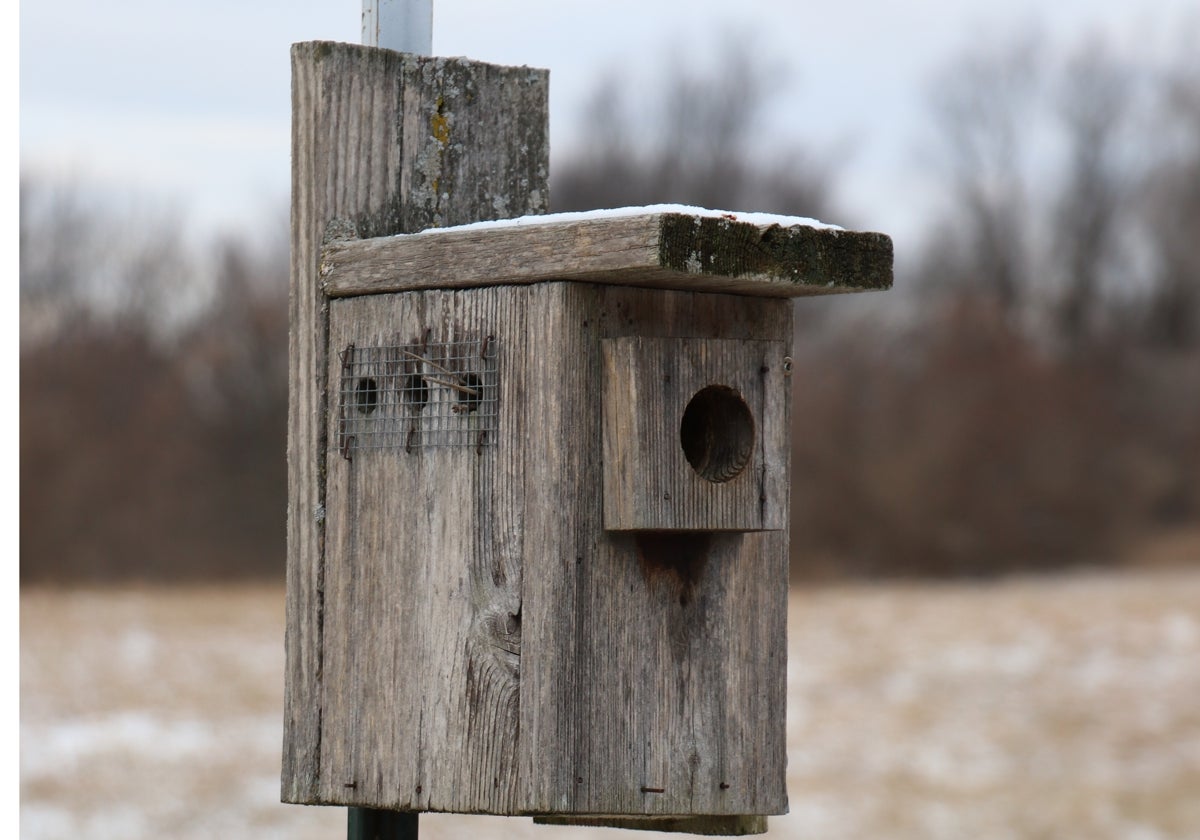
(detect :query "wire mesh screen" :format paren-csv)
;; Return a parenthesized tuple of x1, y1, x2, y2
(337, 336, 499, 456)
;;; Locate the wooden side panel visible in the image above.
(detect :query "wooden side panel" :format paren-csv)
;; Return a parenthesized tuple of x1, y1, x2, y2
(320, 287, 527, 813)
(286, 42, 407, 805)
(520, 283, 792, 818)
(601, 337, 788, 532)
(285, 41, 548, 804)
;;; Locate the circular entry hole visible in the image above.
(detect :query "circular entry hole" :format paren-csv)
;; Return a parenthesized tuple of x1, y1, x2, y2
(679, 385, 755, 483)
(355, 378, 379, 415)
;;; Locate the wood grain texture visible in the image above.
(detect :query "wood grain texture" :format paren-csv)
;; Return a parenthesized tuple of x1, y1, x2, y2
(535, 815, 768, 835)
(321, 289, 527, 813)
(307, 279, 790, 822)
(519, 284, 792, 819)
(319, 212, 893, 299)
(285, 41, 548, 805)
(290, 40, 795, 826)
(601, 337, 788, 532)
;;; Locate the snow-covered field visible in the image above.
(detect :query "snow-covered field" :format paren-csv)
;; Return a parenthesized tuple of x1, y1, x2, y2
(20, 571, 1200, 839)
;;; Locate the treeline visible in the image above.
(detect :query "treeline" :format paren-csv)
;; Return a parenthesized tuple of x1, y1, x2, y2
(20, 184, 288, 582)
(20, 28, 1200, 583)
(787, 34, 1200, 576)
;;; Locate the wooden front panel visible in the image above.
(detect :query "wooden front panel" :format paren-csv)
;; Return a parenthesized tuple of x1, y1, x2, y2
(602, 336, 789, 532)
(520, 284, 792, 819)
(316, 281, 790, 820)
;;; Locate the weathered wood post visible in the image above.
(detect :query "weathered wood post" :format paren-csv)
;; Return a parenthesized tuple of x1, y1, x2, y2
(283, 10, 549, 834)
(284, 15, 892, 839)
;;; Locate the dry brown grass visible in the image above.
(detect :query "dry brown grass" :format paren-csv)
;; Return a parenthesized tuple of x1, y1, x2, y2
(21, 570, 1200, 839)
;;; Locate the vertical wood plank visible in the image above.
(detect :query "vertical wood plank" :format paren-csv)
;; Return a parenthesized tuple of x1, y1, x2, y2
(321, 288, 527, 813)
(520, 284, 792, 819)
(285, 41, 547, 804)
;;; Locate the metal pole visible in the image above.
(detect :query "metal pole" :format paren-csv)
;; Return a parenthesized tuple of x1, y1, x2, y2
(362, 0, 433, 54)
(348, 808, 419, 840)
(349, 4, 430, 837)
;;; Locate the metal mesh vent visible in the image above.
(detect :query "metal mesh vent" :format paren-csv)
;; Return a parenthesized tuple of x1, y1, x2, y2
(337, 336, 498, 456)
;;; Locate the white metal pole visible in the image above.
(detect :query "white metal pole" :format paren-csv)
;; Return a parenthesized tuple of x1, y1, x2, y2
(362, 0, 433, 55)
(350, 4, 431, 839)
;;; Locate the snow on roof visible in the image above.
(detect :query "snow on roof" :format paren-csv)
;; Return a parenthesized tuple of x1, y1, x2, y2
(416, 204, 843, 235)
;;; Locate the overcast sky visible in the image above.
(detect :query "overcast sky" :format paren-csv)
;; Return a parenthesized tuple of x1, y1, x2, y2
(19, 0, 1198, 252)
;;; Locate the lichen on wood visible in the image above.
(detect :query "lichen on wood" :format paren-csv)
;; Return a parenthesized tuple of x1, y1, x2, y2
(657, 214, 893, 293)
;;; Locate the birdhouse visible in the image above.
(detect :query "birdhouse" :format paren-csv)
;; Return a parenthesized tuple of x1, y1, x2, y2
(283, 42, 892, 837)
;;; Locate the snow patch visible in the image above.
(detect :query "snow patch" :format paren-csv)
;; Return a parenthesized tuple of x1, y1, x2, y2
(414, 204, 842, 235)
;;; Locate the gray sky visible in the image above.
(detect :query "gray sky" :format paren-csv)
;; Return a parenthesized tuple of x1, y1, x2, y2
(19, 0, 1198, 253)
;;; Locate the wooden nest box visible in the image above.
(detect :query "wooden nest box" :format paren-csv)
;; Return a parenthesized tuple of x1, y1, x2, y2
(284, 41, 892, 837)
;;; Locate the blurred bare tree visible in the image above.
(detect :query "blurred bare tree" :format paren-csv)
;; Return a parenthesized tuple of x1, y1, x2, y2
(551, 37, 837, 221)
(1051, 40, 1134, 347)
(1142, 59, 1200, 349)
(790, 27, 1200, 578)
(923, 34, 1042, 315)
(917, 30, 1199, 350)
(20, 177, 202, 343)
(20, 178, 288, 583)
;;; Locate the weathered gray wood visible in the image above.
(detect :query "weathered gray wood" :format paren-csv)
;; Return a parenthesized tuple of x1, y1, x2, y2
(320, 212, 893, 299)
(602, 337, 788, 532)
(308, 278, 790, 821)
(285, 40, 548, 805)
(519, 283, 792, 819)
(290, 38, 798, 829)
(534, 815, 768, 836)
(321, 288, 527, 813)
